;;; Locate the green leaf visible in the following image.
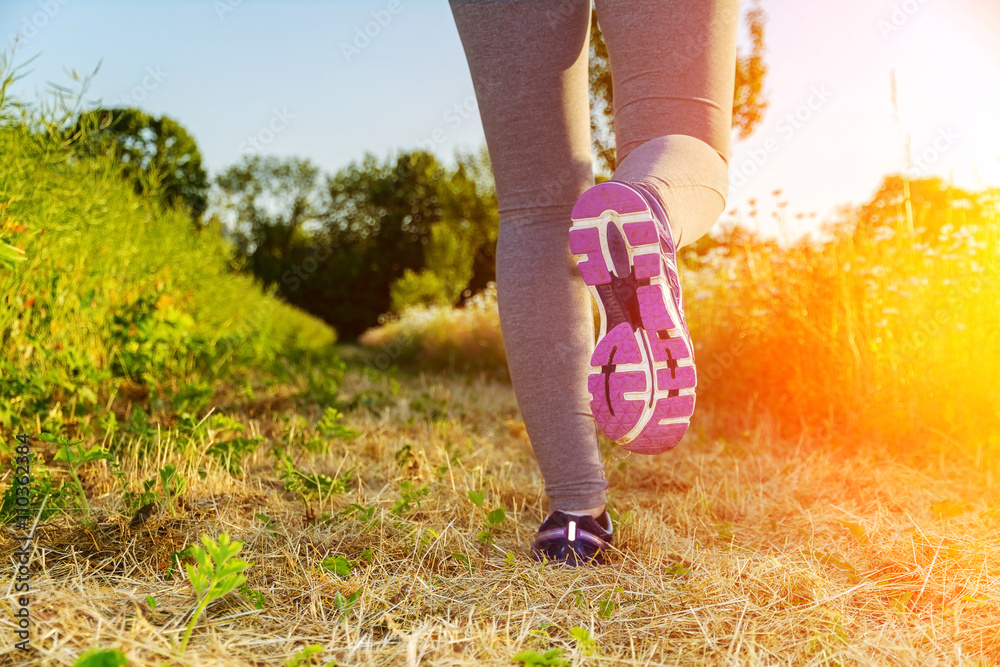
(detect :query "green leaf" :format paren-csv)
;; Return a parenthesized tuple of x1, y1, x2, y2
(239, 586, 266, 610)
(512, 648, 569, 666)
(285, 644, 325, 667)
(486, 507, 506, 526)
(53, 444, 110, 465)
(664, 562, 690, 576)
(450, 551, 473, 572)
(332, 590, 361, 620)
(0, 240, 26, 267)
(570, 625, 597, 655)
(180, 533, 253, 652)
(597, 588, 622, 619)
(317, 407, 358, 440)
(467, 489, 486, 507)
(320, 555, 354, 578)
(73, 648, 129, 667)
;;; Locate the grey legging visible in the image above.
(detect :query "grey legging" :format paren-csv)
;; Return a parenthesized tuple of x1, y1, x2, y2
(449, 0, 738, 511)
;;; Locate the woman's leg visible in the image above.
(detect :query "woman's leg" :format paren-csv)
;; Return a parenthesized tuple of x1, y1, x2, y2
(595, 0, 739, 248)
(448, 0, 607, 513)
(565, 0, 739, 455)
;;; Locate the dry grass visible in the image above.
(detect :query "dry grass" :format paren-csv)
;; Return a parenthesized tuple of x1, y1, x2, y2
(360, 180, 1000, 460)
(3, 365, 999, 666)
(359, 284, 507, 379)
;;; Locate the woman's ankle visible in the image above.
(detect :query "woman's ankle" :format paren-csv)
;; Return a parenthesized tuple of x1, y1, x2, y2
(560, 504, 606, 519)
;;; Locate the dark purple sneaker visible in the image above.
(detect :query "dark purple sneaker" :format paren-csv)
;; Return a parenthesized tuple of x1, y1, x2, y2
(569, 181, 696, 454)
(531, 511, 613, 566)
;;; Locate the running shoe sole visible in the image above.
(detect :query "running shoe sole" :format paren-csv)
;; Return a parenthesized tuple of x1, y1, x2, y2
(569, 181, 696, 454)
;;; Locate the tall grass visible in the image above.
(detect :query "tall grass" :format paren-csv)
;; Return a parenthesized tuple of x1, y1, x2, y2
(0, 57, 335, 435)
(362, 185, 1000, 461)
(685, 201, 999, 458)
(360, 283, 506, 378)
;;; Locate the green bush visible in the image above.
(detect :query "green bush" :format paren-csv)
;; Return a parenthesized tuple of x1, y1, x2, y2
(0, 54, 335, 434)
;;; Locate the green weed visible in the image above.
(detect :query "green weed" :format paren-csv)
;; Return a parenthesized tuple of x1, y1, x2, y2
(332, 590, 361, 622)
(467, 488, 507, 545)
(206, 436, 262, 477)
(72, 648, 129, 667)
(285, 644, 327, 667)
(179, 533, 252, 653)
(239, 585, 267, 610)
(570, 627, 599, 656)
(512, 648, 569, 666)
(44, 434, 114, 518)
(391, 480, 429, 516)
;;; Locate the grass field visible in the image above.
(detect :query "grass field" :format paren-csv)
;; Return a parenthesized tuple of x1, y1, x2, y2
(2, 57, 1000, 666)
(4, 359, 1000, 665)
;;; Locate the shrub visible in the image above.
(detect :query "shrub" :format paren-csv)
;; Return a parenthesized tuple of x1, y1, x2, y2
(360, 282, 506, 377)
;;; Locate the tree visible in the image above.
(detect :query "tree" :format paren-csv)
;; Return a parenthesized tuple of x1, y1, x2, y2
(450, 147, 500, 301)
(72, 107, 209, 218)
(212, 155, 325, 288)
(306, 151, 447, 338)
(207, 150, 500, 339)
(731, 1, 768, 141)
(589, 0, 769, 174)
(390, 147, 499, 311)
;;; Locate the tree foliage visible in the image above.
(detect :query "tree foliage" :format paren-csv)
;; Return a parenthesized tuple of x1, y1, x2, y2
(210, 150, 499, 340)
(319, 151, 445, 337)
(322, 149, 498, 337)
(72, 107, 209, 218)
(213, 154, 325, 287)
(731, 1, 769, 141)
(390, 147, 498, 312)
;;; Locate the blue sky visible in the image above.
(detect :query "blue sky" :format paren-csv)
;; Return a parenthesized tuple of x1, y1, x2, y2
(4, 0, 999, 240)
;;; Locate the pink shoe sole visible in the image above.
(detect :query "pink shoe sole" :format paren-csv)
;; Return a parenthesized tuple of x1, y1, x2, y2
(569, 181, 696, 454)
